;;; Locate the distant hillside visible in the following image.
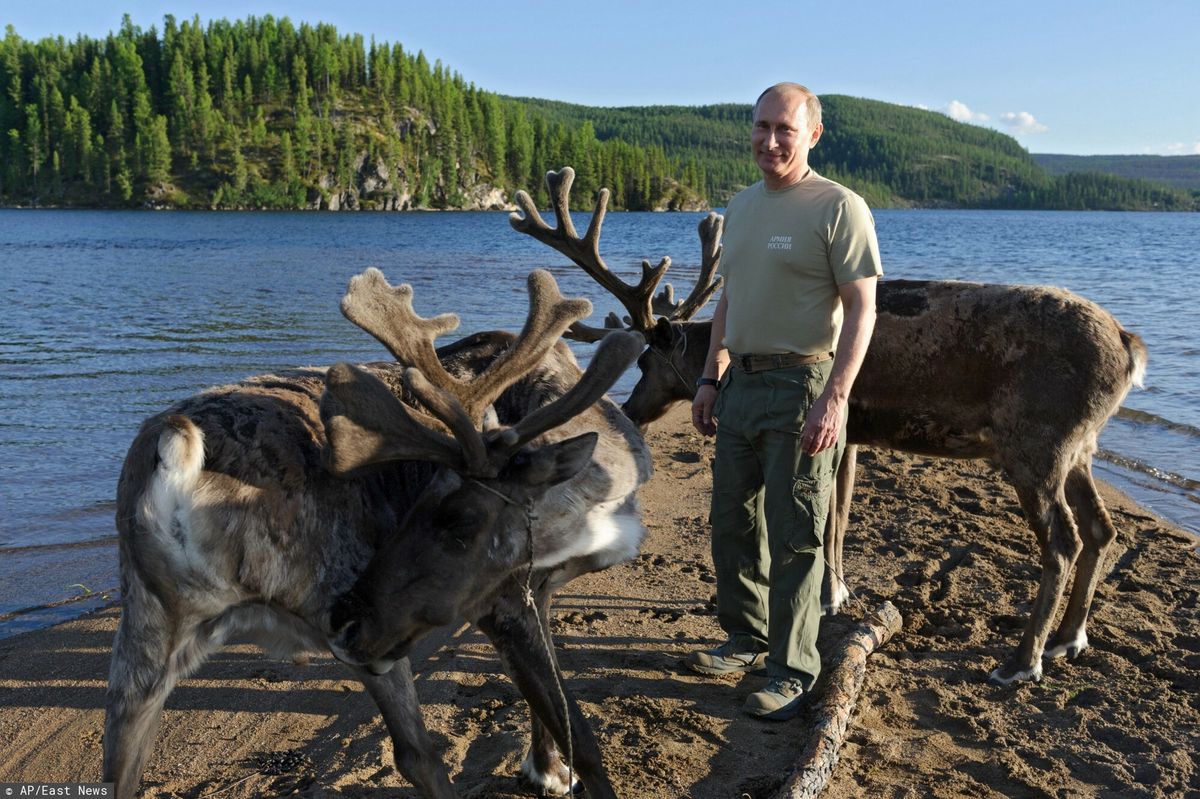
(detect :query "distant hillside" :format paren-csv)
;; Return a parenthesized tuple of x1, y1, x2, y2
(520, 96, 1197, 211)
(0, 16, 706, 211)
(0, 15, 1195, 212)
(1033, 153, 1200, 191)
(512, 99, 758, 205)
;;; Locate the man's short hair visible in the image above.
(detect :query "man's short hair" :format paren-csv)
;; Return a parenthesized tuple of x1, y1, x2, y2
(754, 83, 823, 132)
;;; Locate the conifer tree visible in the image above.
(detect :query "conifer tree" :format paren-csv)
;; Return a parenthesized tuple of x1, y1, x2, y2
(3, 14, 1182, 211)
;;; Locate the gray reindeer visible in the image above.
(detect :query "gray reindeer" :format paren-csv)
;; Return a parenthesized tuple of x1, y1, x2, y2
(104, 267, 650, 799)
(514, 167, 1146, 687)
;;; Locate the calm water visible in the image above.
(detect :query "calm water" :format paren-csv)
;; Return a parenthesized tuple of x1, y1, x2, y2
(1, 208, 1197, 633)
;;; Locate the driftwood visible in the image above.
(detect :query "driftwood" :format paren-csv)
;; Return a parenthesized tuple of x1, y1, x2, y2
(775, 601, 903, 799)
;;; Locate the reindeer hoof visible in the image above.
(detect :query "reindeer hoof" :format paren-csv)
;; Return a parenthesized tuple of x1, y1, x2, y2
(988, 660, 1042, 686)
(822, 585, 850, 616)
(521, 751, 580, 796)
(1043, 632, 1088, 660)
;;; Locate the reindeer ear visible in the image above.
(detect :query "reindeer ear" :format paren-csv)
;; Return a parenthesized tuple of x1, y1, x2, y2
(650, 317, 674, 348)
(505, 432, 598, 488)
(547, 432, 599, 485)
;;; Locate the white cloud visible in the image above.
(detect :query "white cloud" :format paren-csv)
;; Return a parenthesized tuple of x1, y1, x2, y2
(1162, 141, 1200, 155)
(943, 100, 989, 123)
(1000, 111, 1049, 135)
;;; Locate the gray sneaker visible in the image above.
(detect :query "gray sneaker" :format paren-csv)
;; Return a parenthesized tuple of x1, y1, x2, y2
(744, 677, 806, 720)
(688, 641, 767, 676)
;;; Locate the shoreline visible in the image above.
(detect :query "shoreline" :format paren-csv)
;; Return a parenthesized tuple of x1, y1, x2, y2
(4, 203, 1198, 213)
(0, 413, 1193, 640)
(1, 405, 1197, 797)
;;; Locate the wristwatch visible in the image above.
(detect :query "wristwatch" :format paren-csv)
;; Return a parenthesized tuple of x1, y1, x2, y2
(695, 377, 719, 388)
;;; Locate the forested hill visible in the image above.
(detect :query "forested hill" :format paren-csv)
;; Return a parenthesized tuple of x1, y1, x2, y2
(1033, 153, 1200, 192)
(0, 16, 706, 211)
(522, 96, 1198, 211)
(1, 16, 1196, 211)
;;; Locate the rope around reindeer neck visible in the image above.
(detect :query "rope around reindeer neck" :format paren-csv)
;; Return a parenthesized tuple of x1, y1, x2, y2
(469, 478, 576, 792)
(651, 325, 697, 399)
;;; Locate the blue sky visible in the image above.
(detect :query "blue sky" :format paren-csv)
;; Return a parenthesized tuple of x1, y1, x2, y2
(6, 1, 1198, 156)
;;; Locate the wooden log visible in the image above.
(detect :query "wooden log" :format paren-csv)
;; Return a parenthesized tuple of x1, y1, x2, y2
(775, 601, 903, 799)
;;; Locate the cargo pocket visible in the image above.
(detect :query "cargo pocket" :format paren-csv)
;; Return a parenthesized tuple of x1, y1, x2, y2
(786, 473, 831, 554)
(762, 368, 816, 431)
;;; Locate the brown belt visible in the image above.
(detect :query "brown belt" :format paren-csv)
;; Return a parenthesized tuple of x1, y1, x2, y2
(729, 351, 833, 373)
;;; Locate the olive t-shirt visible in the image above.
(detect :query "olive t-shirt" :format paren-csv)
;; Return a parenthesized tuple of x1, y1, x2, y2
(719, 171, 883, 356)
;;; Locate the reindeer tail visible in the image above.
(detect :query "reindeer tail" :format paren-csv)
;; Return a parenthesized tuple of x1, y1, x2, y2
(1120, 330, 1148, 389)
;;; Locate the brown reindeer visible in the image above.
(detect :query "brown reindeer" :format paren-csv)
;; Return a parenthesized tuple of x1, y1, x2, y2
(512, 167, 1147, 686)
(104, 267, 649, 799)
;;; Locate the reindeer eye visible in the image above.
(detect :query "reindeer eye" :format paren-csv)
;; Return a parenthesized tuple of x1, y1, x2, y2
(433, 503, 484, 532)
(330, 589, 366, 629)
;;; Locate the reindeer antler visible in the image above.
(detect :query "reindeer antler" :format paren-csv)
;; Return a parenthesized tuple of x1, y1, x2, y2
(321, 361, 482, 476)
(323, 268, 637, 478)
(510, 167, 668, 334)
(512, 169, 725, 335)
(339, 267, 460, 386)
(652, 212, 724, 322)
(472, 270, 592, 414)
(339, 267, 590, 425)
(490, 329, 644, 460)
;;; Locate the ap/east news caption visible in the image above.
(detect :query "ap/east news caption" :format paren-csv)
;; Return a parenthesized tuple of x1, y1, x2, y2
(2, 786, 114, 797)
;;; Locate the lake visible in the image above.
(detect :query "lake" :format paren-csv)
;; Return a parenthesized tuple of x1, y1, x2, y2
(1, 207, 1197, 635)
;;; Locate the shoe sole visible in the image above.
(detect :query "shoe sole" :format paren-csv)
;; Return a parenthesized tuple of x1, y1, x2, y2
(687, 661, 768, 677)
(744, 703, 803, 721)
(696, 657, 768, 671)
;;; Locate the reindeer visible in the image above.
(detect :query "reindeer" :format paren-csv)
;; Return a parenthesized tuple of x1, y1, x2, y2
(512, 167, 1147, 686)
(104, 267, 650, 799)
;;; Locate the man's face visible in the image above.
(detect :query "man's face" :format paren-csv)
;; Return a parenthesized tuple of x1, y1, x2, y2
(752, 89, 823, 189)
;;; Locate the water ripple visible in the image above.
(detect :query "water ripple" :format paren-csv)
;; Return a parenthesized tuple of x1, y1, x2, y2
(2, 206, 1197, 585)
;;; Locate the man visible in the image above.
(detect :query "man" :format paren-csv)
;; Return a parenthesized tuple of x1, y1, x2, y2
(689, 83, 881, 720)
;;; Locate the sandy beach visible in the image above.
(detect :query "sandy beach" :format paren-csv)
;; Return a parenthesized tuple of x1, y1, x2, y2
(1, 404, 1197, 798)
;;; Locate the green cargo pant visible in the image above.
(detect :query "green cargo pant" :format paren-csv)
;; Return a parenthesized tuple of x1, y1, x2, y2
(710, 360, 844, 689)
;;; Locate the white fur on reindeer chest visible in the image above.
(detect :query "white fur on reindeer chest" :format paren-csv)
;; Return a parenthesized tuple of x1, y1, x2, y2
(502, 398, 651, 572)
(527, 484, 646, 572)
(493, 441, 648, 573)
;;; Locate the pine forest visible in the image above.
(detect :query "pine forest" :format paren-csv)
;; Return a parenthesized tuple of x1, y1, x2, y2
(1, 16, 1196, 212)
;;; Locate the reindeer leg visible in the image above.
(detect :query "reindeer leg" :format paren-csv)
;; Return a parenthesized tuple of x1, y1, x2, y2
(1045, 462, 1117, 660)
(477, 589, 615, 799)
(517, 585, 579, 796)
(820, 470, 839, 614)
(990, 478, 1081, 686)
(823, 444, 856, 615)
(524, 712, 576, 797)
(103, 598, 224, 799)
(355, 659, 456, 799)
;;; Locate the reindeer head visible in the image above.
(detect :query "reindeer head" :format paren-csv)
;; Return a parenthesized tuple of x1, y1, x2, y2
(510, 167, 725, 428)
(318, 267, 642, 673)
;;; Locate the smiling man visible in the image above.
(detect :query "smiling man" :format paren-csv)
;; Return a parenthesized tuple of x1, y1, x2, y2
(689, 82, 882, 720)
